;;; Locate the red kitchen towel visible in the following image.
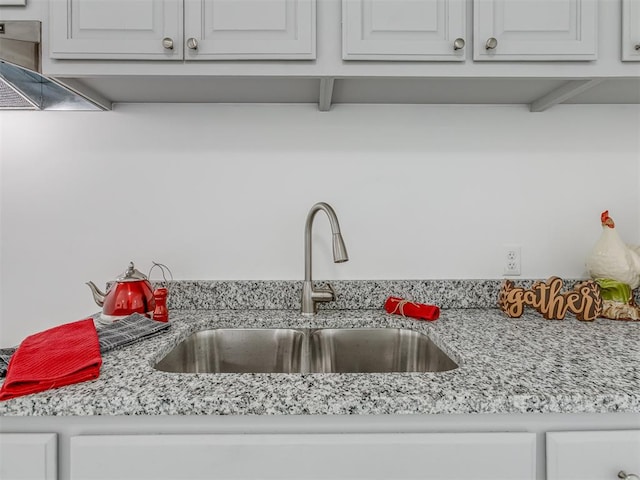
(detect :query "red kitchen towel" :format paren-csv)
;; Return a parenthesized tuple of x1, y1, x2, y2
(384, 296, 440, 321)
(0, 318, 102, 401)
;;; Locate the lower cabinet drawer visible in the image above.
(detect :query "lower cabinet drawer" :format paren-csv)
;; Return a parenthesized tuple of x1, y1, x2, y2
(546, 430, 640, 480)
(0, 433, 57, 480)
(70, 432, 536, 480)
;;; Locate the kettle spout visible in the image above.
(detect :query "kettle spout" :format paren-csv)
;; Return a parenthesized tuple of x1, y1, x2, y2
(86, 281, 106, 307)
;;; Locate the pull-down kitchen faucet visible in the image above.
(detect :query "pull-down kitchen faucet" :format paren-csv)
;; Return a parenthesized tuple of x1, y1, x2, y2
(301, 202, 349, 315)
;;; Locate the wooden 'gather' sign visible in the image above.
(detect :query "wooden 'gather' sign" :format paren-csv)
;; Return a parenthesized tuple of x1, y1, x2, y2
(498, 276, 602, 321)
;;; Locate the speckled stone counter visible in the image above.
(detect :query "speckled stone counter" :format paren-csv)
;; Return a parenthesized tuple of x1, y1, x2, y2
(1, 307, 638, 416)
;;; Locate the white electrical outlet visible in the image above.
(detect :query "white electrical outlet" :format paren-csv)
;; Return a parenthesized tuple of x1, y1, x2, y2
(503, 245, 521, 276)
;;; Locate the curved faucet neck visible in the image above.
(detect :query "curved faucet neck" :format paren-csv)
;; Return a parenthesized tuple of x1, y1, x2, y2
(304, 202, 342, 282)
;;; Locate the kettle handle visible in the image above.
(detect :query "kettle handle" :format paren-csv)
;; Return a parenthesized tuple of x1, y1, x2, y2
(148, 261, 173, 284)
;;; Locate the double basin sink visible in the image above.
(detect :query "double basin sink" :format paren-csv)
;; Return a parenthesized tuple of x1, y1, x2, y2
(154, 328, 458, 374)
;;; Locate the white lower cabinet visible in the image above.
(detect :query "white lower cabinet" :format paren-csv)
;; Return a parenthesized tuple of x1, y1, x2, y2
(546, 430, 640, 480)
(0, 433, 57, 480)
(70, 432, 536, 480)
(622, 0, 640, 61)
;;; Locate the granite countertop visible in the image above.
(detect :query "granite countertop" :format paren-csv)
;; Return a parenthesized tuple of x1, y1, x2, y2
(1, 307, 638, 416)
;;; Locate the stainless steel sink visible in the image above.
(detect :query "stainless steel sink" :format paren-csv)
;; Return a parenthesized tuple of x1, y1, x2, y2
(154, 328, 305, 373)
(154, 328, 457, 374)
(309, 328, 457, 373)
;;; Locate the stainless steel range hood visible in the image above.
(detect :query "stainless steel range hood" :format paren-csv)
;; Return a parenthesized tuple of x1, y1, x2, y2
(0, 20, 109, 111)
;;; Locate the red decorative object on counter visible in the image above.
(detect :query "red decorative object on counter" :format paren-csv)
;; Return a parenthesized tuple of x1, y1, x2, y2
(152, 288, 169, 323)
(384, 296, 440, 321)
(86, 262, 157, 322)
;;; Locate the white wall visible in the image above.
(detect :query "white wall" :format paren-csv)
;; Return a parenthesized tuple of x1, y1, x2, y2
(1, 103, 639, 345)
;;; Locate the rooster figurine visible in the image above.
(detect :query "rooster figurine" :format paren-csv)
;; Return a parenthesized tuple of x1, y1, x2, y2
(586, 210, 640, 320)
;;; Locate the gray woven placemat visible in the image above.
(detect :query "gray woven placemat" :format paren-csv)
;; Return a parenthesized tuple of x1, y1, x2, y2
(98, 313, 170, 353)
(0, 348, 16, 378)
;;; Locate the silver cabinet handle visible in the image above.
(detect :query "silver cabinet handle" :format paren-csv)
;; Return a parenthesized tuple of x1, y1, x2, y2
(485, 37, 498, 50)
(162, 37, 174, 50)
(618, 472, 640, 480)
(186, 38, 198, 50)
(453, 38, 465, 50)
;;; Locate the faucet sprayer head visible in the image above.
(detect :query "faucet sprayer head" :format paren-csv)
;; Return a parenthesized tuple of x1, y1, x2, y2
(332, 233, 349, 263)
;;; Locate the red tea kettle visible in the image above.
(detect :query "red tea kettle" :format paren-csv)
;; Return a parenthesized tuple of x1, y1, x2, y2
(87, 262, 157, 321)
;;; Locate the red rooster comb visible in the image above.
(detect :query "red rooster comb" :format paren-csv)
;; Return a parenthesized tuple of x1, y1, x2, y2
(600, 210, 615, 228)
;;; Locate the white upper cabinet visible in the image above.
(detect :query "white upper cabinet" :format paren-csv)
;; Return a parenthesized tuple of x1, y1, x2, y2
(50, 0, 316, 60)
(184, 0, 316, 59)
(342, 0, 598, 62)
(622, 0, 640, 61)
(546, 430, 640, 480)
(473, 0, 598, 61)
(50, 0, 184, 59)
(342, 0, 467, 61)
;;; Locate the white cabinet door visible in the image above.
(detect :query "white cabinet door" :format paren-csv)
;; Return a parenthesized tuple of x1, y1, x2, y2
(473, 0, 597, 61)
(70, 432, 536, 480)
(50, 0, 184, 59)
(184, 0, 316, 60)
(342, 0, 467, 61)
(622, 0, 640, 61)
(0, 433, 57, 480)
(547, 430, 640, 480)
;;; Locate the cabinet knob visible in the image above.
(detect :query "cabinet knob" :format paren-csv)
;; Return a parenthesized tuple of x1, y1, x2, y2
(619, 472, 640, 480)
(635, 44, 640, 51)
(187, 38, 199, 50)
(453, 38, 465, 50)
(485, 37, 498, 50)
(162, 37, 174, 50)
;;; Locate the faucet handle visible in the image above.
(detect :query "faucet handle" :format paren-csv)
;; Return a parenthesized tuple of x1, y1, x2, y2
(324, 282, 336, 298)
(312, 282, 336, 303)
